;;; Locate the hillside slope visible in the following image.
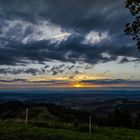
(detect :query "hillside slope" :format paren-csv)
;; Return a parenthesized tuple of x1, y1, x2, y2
(0, 122, 140, 140)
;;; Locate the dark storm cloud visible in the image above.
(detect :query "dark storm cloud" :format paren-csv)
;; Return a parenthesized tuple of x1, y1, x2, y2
(0, 0, 131, 33)
(24, 68, 41, 75)
(119, 57, 140, 64)
(0, 68, 41, 75)
(0, 0, 139, 67)
(50, 65, 65, 75)
(0, 35, 140, 66)
(0, 64, 76, 76)
(119, 57, 130, 63)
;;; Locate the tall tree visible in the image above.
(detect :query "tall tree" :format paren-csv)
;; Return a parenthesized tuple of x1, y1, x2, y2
(124, 0, 140, 50)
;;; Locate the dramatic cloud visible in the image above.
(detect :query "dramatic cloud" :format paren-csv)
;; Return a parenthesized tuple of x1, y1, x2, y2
(0, 35, 139, 66)
(0, 67, 41, 75)
(0, 0, 140, 81)
(0, 0, 131, 33)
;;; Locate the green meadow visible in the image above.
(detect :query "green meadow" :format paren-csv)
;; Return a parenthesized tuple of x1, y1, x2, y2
(0, 122, 140, 140)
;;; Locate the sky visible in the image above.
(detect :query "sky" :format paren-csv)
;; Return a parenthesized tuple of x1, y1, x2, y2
(0, 0, 140, 90)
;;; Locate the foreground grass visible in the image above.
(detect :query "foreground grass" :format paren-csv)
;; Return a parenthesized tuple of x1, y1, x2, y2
(0, 122, 140, 140)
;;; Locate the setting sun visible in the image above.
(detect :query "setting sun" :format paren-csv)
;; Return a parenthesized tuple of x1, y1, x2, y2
(71, 82, 97, 88)
(72, 83, 86, 88)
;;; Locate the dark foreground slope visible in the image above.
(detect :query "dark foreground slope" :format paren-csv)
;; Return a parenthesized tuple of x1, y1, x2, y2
(0, 122, 140, 140)
(0, 101, 140, 140)
(1, 101, 140, 129)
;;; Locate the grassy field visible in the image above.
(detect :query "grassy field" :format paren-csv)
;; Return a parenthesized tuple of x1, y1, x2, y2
(0, 122, 140, 140)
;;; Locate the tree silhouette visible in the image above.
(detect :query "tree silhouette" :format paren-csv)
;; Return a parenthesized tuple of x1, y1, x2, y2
(124, 0, 140, 50)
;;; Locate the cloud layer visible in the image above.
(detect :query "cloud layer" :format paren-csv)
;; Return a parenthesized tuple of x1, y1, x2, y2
(0, 0, 140, 79)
